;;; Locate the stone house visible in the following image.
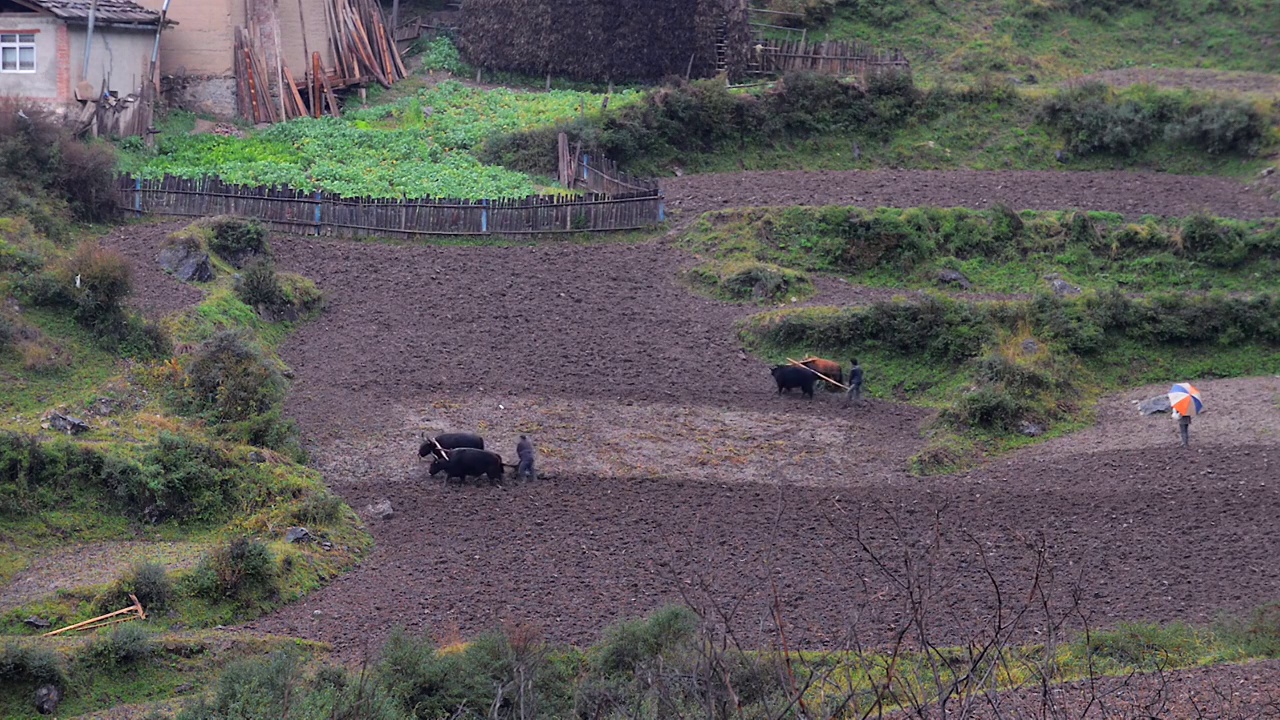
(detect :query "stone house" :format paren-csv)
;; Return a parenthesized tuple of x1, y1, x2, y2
(0, 0, 167, 106)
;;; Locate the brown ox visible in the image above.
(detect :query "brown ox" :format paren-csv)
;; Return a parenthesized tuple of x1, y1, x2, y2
(800, 357, 844, 389)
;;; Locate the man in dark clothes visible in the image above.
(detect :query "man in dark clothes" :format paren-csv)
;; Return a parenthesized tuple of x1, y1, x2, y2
(1177, 412, 1192, 447)
(844, 358, 864, 408)
(516, 435, 537, 480)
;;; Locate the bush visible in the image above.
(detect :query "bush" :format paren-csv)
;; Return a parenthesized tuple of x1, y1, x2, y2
(291, 491, 346, 526)
(182, 331, 286, 423)
(56, 241, 133, 327)
(1180, 214, 1248, 267)
(190, 537, 279, 603)
(0, 313, 12, 351)
(54, 138, 118, 222)
(1168, 99, 1268, 155)
(87, 622, 157, 667)
(117, 562, 175, 613)
(235, 259, 285, 309)
(100, 431, 236, 523)
(0, 97, 116, 225)
(690, 260, 811, 302)
(1039, 84, 1157, 156)
(0, 641, 65, 690)
(181, 651, 402, 720)
(593, 605, 697, 677)
(1076, 622, 1208, 671)
(208, 217, 269, 267)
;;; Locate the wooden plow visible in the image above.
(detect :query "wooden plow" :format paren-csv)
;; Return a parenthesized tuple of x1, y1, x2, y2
(786, 357, 850, 391)
(43, 594, 146, 637)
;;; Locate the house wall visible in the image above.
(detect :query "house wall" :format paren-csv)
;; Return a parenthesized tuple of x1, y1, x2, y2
(0, 14, 65, 101)
(67, 24, 154, 97)
(135, 0, 331, 118)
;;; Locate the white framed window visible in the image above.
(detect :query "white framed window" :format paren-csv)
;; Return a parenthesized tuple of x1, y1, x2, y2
(1, 33, 37, 73)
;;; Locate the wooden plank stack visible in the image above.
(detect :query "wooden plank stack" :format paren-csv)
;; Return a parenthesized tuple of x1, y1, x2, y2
(234, 0, 407, 123)
(324, 0, 407, 90)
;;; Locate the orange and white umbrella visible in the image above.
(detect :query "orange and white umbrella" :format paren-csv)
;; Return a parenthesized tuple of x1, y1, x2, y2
(1168, 383, 1203, 417)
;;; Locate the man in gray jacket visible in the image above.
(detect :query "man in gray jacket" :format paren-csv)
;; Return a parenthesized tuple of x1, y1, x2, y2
(844, 358, 864, 408)
(516, 435, 537, 480)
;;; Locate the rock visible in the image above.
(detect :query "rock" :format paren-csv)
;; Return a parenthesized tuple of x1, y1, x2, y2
(1049, 278, 1081, 296)
(46, 412, 89, 435)
(174, 683, 194, 694)
(935, 269, 973, 290)
(34, 685, 61, 715)
(23, 616, 51, 629)
(157, 244, 214, 283)
(1138, 394, 1172, 415)
(1019, 421, 1045, 437)
(248, 451, 266, 464)
(1020, 339, 1039, 356)
(285, 526, 313, 543)
(1261, 166, 1276, 178)
(366, 499, 394, 520)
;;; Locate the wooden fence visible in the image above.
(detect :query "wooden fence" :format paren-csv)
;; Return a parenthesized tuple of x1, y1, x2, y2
(749, 38, 910, 82)
(117, 176, 665, 238)
(557, 132, 660, 197)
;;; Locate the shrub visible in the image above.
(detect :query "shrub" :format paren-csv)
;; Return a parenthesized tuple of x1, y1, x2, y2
(593, 605, 697, 677)
(217, 407, 304, 458)
(54, 138, 118, 222)
(291, 491, 346, 526)
(208, 217, 269, 266)
(235, 259, 285, 309)
(0, 313, 12, 350)
(118, 562, 174, 613)
(0, 641, 66, 690)
(690, 260, 811, 302)
(191, 537, 279, 602)
(87, 622, 157, 666)
(0, 99, 118, 225)
(1039, 84, 1157, 156)
(1180, 214, 1248, 267)
(182, 331, 286, 423)
(1168, 99, 1268, 155)
(278, 272, 325, 316)
(100, 431, 235, 523)
(182, 651, 402, 720)
(56, 241, 133, 327)
(179, 650, 302, 720)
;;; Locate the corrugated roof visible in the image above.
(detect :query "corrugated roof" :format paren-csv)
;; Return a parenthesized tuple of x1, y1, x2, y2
(21, 0, 168, 26)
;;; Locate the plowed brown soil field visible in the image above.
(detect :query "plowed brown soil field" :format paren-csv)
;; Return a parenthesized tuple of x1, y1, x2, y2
(100, 172, 1280, 677)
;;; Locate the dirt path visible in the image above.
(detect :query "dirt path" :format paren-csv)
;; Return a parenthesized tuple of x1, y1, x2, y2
(661, 170, 1280, 220)
(1078, 68, 1280, 96)
(0, 541, 205, 613)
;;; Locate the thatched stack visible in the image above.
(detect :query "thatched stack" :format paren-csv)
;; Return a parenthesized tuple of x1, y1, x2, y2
(458, 0, 746, 82)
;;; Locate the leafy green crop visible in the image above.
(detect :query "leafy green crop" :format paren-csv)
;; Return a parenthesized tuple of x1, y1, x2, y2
(122, 81, 642, 199)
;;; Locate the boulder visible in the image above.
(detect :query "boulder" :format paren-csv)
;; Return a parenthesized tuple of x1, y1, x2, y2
(23, 616, 51, 629)
(366, 499, 394, 520)
(157, 245, 214, 283)
(285, 527, 313, 543)
(34, 685, 61, 715)
(936, 269, 973, 290)
(1049, 278, 1081, 296)
(1138, 394, 1172, 415)
(1019, 421, 1045, 437)
(45, 412, 89, 435)
(1020, 339, 1039, 356)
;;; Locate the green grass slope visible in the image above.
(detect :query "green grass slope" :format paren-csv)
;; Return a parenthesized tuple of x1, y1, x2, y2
(790, 0, 1280, 85)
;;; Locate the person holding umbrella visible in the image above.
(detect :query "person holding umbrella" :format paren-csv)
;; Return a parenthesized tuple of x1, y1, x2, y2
(1169, 382, 1203, 447)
